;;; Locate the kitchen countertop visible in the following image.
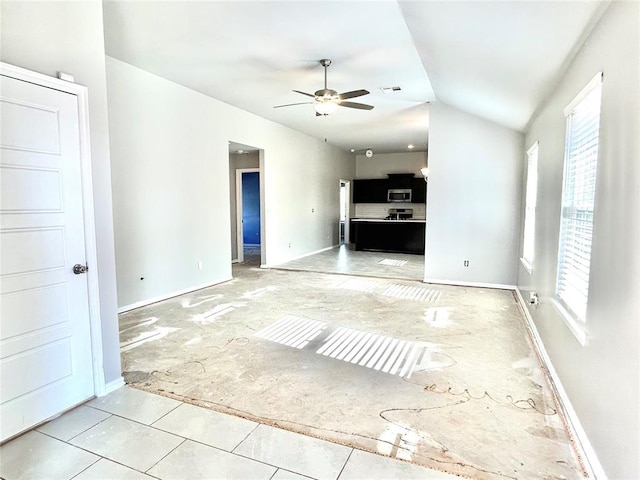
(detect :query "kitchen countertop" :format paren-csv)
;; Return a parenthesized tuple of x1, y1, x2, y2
(351, 217, 426, 223)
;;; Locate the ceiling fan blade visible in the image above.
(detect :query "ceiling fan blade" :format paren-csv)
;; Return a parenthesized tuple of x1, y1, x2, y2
(292, 90, 316, 98)
(339, 89, 369, 100)
(273, 102, 313, 108)
(339, 101, 374, 110)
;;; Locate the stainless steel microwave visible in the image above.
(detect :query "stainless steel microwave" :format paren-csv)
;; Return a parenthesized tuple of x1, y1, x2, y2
(387, 189, 412, 203)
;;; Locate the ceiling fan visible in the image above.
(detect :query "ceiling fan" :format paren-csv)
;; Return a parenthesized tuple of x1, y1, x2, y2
(274, 59, 374, 116)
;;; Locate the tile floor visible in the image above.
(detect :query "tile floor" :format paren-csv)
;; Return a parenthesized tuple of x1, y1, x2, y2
(0, 386, 460, 480)
(271, 245, 424, 282)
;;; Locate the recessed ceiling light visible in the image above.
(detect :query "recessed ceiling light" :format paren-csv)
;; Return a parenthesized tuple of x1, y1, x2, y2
(350, 149, 355, 153)
(407, 144, 414, 149)
(380, 86, 402, 94)
(237, 149, 244, 154)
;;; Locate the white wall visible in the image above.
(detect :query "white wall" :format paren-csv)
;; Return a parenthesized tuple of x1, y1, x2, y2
(426, 103, 523, 286)
(106, 58, 355, 308)
(1, 1, 122, 385)
(518, 2, 639, 477)
(355, 151, 427, 178)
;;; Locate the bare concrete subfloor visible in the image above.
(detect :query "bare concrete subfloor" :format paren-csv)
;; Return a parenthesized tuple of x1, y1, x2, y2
(119, 259, 584, 480)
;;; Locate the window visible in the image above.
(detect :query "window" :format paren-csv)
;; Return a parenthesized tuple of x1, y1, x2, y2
(555, 72, 603, 329)
(521, 142, 538, 273)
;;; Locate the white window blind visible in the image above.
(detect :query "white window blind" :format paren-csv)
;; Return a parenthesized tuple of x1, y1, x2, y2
(521, 142, 538, 272)
(556, 73, 602, 322)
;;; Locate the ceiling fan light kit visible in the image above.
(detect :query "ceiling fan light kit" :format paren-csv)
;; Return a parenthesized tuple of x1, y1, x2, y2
(274, 59, 374, 116)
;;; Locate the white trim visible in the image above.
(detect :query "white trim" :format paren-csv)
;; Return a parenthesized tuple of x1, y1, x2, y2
(339, 179, 351, 245)
(520, 257, 534, 275)
(551, 299, 589, 346)
(521, 142, 539, 270)
(422, 278, 516, 290)
(264, 245, 338, 269)
(563, 71, 603, 116)
(117, 277, 233, 313)
(101, 376, 125, 397)
(514, 288, 607, 479)
(0, 62, 107, 396)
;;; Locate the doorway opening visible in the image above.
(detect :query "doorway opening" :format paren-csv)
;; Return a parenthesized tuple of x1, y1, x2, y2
(339, 180, 350, 245)
(229, 143, 264, 266)
(238, 169, 261, 263)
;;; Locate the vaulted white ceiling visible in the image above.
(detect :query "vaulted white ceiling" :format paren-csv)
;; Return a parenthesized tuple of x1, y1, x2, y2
(103, 0, 609, 154)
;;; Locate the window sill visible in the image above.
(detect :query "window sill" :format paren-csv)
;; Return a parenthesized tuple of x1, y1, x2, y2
(520, 258, 533, 275)
(551, 299, 589, 346)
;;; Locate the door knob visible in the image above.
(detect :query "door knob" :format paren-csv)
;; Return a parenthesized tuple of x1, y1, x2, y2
(73, 264, 88, 275)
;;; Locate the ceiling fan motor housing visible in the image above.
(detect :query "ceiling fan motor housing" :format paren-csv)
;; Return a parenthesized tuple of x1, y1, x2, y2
(315, 89, 339, 101)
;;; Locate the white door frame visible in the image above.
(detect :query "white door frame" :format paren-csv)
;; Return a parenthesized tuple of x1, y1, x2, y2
(235, 168, 260, 263)
(340, 179, 351, 245)
(1, 62, 106, 395)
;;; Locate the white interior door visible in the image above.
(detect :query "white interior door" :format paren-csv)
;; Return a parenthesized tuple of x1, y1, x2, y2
(0, 74, 95, 441)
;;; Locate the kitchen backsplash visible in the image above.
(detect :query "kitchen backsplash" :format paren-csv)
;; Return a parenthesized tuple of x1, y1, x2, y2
(354, 203, 426, 219)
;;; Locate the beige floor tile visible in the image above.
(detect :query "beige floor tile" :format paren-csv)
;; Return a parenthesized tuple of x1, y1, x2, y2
(0, 430, 98, 480)
(338, 449, 461, 479)
(37, 405, 111, 441)
(69, 415, 183, 472)
(152, 403, 258, 451)
(148, 439, 276, 480)
(272, 469, 316, 480)
(74, 458, 153, 480)
(234, 424, 351, 480)
(87, 385, 181, 424)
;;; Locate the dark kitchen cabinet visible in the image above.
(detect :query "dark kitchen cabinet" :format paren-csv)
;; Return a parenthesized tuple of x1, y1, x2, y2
(352, 220, 425, 255)
(387, 173, 414, 189)
(411, 178, 427, 203)
(352, 179, 388, 203)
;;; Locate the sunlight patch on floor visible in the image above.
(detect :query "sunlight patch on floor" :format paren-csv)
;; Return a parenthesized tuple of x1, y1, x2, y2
(378, 258, 408, 267)
(254, 316, 449, 379)
(255, 315, 327, 349)
(383, 284, 441, 303)
(318, 327, 425, 378)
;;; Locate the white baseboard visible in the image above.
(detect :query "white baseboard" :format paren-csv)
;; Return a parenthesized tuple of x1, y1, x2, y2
(514, 288, 607, 480)
(264, 245, 338, 269)
(423, 277, 516, 290)
(117, 277, 233, 313)
(99, 376, 125, 397)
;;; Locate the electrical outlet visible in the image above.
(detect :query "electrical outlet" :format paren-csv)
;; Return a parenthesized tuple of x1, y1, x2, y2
(464, 260, 470, 267)
(529, 292, 539, 305)
(197, 261, 203, 270)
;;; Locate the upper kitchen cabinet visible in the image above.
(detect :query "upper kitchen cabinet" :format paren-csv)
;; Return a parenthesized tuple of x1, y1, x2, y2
(411, 177, 427, 203)
(387, 173, 415, 189)
(353, 175, 426, 204)
(352, 179, 388, 203)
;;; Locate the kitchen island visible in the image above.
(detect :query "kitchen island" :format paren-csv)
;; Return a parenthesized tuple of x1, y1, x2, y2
(351, 218, 425, 255)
